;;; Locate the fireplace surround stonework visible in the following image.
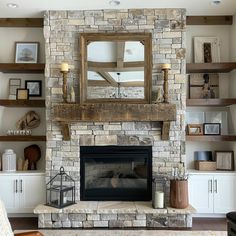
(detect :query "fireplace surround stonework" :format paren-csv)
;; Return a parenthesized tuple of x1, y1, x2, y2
(38, 8, 191, 228)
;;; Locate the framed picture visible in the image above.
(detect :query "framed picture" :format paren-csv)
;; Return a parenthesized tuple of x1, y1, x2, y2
(16, 89, 29, 100)
(205, 111, 228, 135)
(203, 123, 221, 135)
(187, 124, 203, 135)
(189, 73, 219, 99)
(215, 151, 234, 171)
(186, 111, 204, 125)
(25, 80, 42, 97)
(194, 37, 220, 63)
(9, 78, 21, 99)
(15, 42, 39, 63)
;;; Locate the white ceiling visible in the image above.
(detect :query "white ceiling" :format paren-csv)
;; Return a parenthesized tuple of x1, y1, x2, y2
(0, 0, 236, 18)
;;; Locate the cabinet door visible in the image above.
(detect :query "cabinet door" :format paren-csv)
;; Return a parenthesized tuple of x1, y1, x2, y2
(18, 175, 46, 213)
(189, 175, 214, 213)
(213, 175, 236, 213)
(0, 175, 19, 212)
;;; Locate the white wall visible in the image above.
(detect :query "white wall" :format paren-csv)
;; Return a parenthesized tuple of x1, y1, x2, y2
(0, 27, 45, 171)
(186, 24, 236, 169)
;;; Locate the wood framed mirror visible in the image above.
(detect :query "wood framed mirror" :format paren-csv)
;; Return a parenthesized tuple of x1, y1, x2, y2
(79, 32, 152, 104)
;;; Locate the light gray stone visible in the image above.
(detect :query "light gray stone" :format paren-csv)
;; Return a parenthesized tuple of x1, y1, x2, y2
(87, 214, 100, 221)
(68, 213, 86, 221)
(118, 214, 136, 221)
(82, 221, 94, 228)
(133, 220, 146, 227)
(71, 221, 83, 228)
(101, 214, 117, 221)
(93, 220, 109, 227)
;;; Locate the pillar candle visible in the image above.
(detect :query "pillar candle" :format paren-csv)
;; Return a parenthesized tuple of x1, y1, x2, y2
(61, 63, 69, 72)
(63, 196, 67, 204)
(162, 63, 171, 70)
(154, 191, 164, 208)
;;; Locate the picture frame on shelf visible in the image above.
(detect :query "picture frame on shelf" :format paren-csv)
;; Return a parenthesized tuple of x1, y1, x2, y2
(205, 111, 228, 135)
(189, 73, 219, 99)
(187, 124, 203, 135)
(203, 123, 221, 135)
(16, 89, 29, 100)
(15, 42, 39, 63)
(194, 37, 220, 63)
(8, 78, 21, 99)
(186, 111, 205, 125)
(215, 151, 234, 171)
(25, 80, 42, 97)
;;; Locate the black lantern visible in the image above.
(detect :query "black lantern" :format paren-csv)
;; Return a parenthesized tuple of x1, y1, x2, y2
(46, 166, 75, 208)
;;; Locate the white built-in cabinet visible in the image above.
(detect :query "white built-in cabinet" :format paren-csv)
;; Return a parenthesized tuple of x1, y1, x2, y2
(189, 171, 236, 214)
(0, 172, 45, 213)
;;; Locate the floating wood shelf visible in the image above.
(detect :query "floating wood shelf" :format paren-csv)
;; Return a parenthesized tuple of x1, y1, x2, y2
(0, 99, 45, 107)
(186, 99, 236, 107)
(186, 63, 236, 73)
(53, 103, 176, 141)
(0, 63, 45, 73)
(0, 18, 43, 27)
(186, 16, 233, 25)
(0, 135, 46, 142)
(186, 135, 236, 142)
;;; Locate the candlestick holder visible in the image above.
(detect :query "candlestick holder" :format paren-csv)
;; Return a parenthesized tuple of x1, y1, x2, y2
(161, 67, 170, 103)
(61, 70, 69, 103)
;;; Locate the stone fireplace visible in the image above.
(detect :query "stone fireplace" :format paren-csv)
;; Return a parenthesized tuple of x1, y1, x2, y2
(36, 8, 192, 229)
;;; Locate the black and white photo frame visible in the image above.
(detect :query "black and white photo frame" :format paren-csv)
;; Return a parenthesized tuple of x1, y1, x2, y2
(25, 80, 42, 97)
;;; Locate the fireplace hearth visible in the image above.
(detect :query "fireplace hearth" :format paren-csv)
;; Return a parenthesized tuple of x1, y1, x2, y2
(80, 146, 152, 201)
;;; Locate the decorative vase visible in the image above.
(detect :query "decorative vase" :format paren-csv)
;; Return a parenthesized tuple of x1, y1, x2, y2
(2, 149, 16, 172)
(170, 179, 189, 209)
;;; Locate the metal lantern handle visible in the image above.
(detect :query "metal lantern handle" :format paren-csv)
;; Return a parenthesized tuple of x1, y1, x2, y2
(60, 166, 65, 174)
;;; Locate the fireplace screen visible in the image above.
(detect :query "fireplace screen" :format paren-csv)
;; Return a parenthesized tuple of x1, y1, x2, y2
(80, 146, 152, 201)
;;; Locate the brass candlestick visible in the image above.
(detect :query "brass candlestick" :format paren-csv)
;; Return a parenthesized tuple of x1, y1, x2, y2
(61, 70, 69, 103)
(162, 66, 170, 103)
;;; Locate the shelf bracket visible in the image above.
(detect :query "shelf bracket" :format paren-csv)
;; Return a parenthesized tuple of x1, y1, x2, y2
(162, 121, 171, 140)
(60, 123, 70, 141)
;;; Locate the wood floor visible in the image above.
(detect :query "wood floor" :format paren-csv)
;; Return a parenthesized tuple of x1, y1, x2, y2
(9, 217, 227, 231)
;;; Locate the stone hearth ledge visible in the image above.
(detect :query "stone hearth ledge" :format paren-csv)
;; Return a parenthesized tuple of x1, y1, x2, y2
(34, 202, 196, 228)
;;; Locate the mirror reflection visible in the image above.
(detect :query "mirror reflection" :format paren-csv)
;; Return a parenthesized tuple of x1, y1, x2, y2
(80, 33, 152, 103)
(87, 41, 144, 99)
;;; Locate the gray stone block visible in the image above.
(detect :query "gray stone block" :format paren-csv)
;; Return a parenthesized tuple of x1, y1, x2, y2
(68, 213, 86, 221)
(94, 220, 109, 227)
(83, 221, 94, 228)
(118, 214, 136, 221)
(109, 220, 125, 228)
(101, 214, 117, 221)
(71, 221, 83, 228)
(146, 214, 168, 227)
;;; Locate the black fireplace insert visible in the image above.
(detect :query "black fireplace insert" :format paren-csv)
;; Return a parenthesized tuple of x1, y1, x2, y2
(80, 146, 152, 201)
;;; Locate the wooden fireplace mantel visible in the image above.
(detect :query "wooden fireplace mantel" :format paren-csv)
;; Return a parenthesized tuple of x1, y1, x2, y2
(53, 103, 176, 141)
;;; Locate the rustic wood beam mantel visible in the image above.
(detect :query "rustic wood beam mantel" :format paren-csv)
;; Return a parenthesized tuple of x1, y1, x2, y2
(53, 103, 176, 141)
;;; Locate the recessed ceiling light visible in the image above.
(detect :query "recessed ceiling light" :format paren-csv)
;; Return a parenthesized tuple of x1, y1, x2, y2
(7, 3, 19, 8)
(109, 0, 120, 6)
(211, 0, 221, 5)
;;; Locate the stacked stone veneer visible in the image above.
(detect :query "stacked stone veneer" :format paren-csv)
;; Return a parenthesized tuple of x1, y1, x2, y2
(43, 8, 187, 228)
(35, 202, 194, 228)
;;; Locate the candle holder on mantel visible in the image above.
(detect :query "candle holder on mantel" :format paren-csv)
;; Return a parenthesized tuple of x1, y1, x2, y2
(152, 175, 168, 209)
(60, 63, 69, 103)
(161, 63, 171, 103)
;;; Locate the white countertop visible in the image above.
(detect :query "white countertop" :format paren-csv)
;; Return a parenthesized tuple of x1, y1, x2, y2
(188, 169, 236, 175)
(0, 170, 45, 175)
